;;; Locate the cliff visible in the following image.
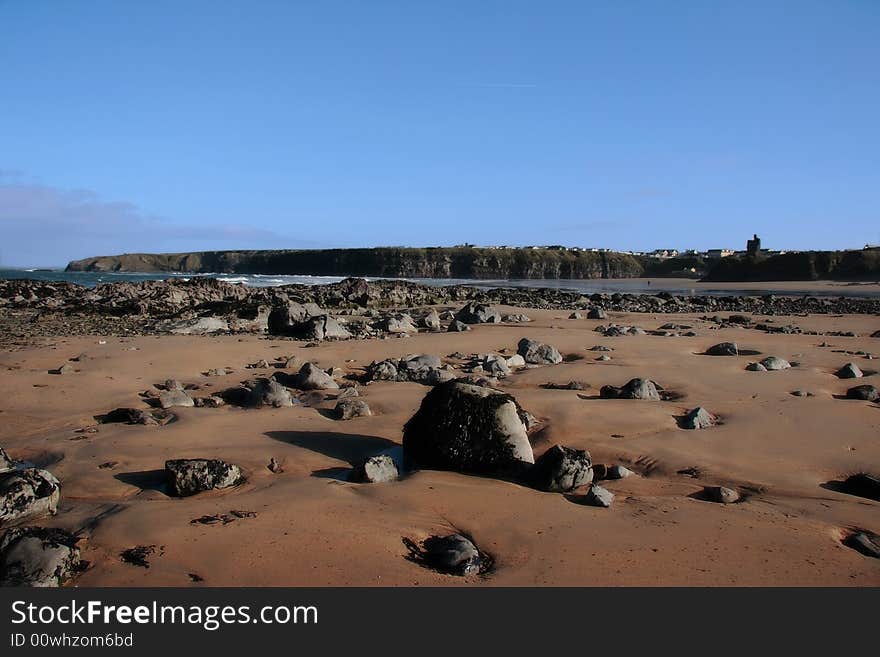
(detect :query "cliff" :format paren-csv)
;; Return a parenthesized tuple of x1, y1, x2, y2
(66, 247, 645, 279)
(703, 249, 880, 282)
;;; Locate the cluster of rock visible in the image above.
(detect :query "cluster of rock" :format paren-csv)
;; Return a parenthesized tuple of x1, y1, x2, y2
(364, 354, 456, 385)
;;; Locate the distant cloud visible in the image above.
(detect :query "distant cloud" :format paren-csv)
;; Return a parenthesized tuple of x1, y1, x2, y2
(0, 175, 310, 267)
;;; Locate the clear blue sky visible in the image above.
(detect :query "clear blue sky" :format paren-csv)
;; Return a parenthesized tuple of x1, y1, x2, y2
(1, 0, 878, 267)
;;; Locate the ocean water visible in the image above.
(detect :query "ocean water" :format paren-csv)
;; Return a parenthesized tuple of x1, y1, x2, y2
(0, 268, 876, 297)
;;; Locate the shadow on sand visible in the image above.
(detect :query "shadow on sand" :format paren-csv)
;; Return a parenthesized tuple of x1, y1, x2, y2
(264, 430, 398, 467)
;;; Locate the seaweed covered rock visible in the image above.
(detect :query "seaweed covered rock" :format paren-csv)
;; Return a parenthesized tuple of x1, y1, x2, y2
(165, 459, 243, 497)
(528, 445, 593, 492)
(0, 469, 61, 527)
(402, 380, 534, 474)
(0, 527, 82, 587)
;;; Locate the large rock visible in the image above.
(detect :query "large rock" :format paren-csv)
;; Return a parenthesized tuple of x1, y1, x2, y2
(447, 319, 471, 332)
(600, 378, 661, 400)
(840, 473, 880, 501)
(836, 362, 864, 379)
(455, 303, 502, 325)
(680, 407, 716, 429)
(846, 384, 879, 401)
(165, 459, 243, 497)
(381, 313, 418, 334)
(706, 342, 738, 356)
(760, 356, 791, 371)
(0, 527, 81, 587)
(587, 308, 607, 320)
(296, 315, 352, 340)
(158, 388, 194, 409)
(402, 381, 534, 474)
(517, 338, 563, 365)
(290, 362, 339, 390)
(584, 484, 614, 507)
(409, 533, 487, 576)
(247, 378, 294, 407)
(420, 309, 441, 330)
(529, 445, 593, 492)
(844, 532, 880, 559)
(335, 398, 372, 420)
(703, 485, 739, 504)
(0, 469, 61, 527)
(267, 301, 322, 335)
(349, 454, 398, 483)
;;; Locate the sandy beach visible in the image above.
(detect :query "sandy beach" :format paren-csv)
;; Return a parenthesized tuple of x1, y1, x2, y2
(2, 303, 878, 586)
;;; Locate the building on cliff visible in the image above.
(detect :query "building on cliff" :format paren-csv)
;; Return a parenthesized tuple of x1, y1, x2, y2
(746, 234, 761, 256)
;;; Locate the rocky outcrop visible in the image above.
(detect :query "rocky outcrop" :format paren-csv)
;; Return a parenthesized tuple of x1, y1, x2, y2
(0, 469, 61, 527)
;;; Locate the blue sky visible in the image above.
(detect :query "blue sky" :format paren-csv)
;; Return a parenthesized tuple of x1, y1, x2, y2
(1, 1, 878, 266)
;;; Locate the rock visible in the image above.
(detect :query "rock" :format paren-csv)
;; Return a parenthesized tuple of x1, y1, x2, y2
(204, 368, 229, 377)
(381, 313, 418, 334)
(596, 355, 612, 361)
(165, 459, 243, 497)
(517, 338, 563, 365)
(706, 342, 738, 356)
(248, 378, 294, 407)
(408, 533, 487, 576)
(844, 532, 880, 559)
(455, 302, 501, 324)
(171, 317, 228, 335)
(193, 395, 225, 408)
(291, 362, 339, 390)
(246, 359, 271, 369)
(97, 407, 175, 425)
(480, 355, 511, 378)
(607, 464, 633, 479)
(0, 527, 81, 587)
(846, 384, 879, 401)
(267, 458, 283, 473)
(337, 386, 360, 399)
(760, 356, 791, 371)
(447, 319, 471, 332)
(790, 390, 812, 398)
(299, 315, 352, 340)
(349, 455, 398, 483)
(49, 364, 75, 375)
(600, 378, 661, 401)
(584, 484, 614, 507)
(528, 445, 593, 492)
(746, 362, 767, 372)
(703, 485, 739, 504)
(267, 301, 320, 335)
(0, 447, 14, 473)
(502, 313, 532, 323)
(366, 359, 398, 381)
(589, 345, 613, 351)
(0, 469, 61, 527)
(836, 362, 864, 379)
(336, 398, 372, 420)
(158, 388, 194, 409)
(840, 473, 880, 501)
(568, 312, 583, 320)
(587, 308, 607, 320)
(420, 309, 441, 330)
(505, 354, 526, 368)
(402, 380, 534, 474)
(680, 407, 716, 430)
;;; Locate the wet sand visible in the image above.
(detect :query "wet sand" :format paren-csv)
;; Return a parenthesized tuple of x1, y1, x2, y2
(1, 307, 878, 586)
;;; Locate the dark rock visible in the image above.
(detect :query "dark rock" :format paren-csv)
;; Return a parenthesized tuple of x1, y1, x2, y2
(97, 407, 175, 425)
(703, 485, 739, 504)
(584, 484, 614, 507)
(120, 545, 157, 568)
(836, 362, 864, 379)
(165, 459, 243, 497)
(587, 308, 607, 320)
(0, 527, 82, 587)
(846, 384, 879, 402)
(405, 533, 489, 576)
(706, 342, 738, 356)
(844, 532, 880, 559)
(528, 445, 593, 492)
(447, 319, 471, 332)
(402, 380, 534, 475)
(0, 468, 61, 527)
(840, 473, 880, 501)
(455, 302, 501, 325)
(760, 356, 791, 371)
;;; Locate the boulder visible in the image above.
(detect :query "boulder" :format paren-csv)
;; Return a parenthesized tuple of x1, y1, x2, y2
(505, 354, 526, 368)
(98, 407, 175, 425)
(267, 301, 320, 335)
(706, 342, 738, 356)
(607, 464, 633, 479)
(587, 308, 607, 320)
(409, 533, 487, 576)
(447, 319, 471, 332)
(846, 384, 879, 402)
(291, 362, 339, 390)
(600, 378, 661, 401)
(420, 309, 441, 330)
(529, 445, 593, 492)
(844, 532, 880, 559)
(165, 459, 243, 497)
(680, 407, 716, 430)
(366, 359, 398, 381)
(840, 473, 880, 501)
(584, 484, 614, 507)
(455, 302, 501, 325)
(760, 356, 791, 371)
(704, 485, 739, 504)
(0, 469, 61, 527)
(336, 398, 372, 420)
(746, 362, 767, 372)
(248, 378, 294, 407)
(402, 381, 534, 474)
(298, 315, 352, 340)
(836, 362, 864, 379)
(349, 455, 398, 483)
(502, 313, 532, 323)
(158, 388, 194, 409)
(381, 313, 418, 334)
(0, 527, 81, 587)
(517, 338, 563, 365)
(568, 312, 583, 320)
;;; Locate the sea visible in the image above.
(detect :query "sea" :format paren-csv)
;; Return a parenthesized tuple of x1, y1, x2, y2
(0, 268, 876, 298)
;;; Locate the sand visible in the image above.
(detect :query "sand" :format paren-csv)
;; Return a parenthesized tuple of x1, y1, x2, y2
(1, 307, 878, 586)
